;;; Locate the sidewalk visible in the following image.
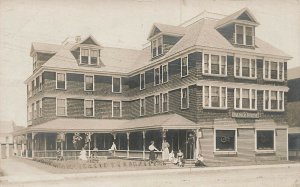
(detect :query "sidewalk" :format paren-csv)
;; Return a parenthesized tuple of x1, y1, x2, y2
(1, 158, 300, 183)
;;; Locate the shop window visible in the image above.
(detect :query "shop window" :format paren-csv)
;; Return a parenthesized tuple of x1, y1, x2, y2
(215, 130, 236, 151)
(256, 130, 274, 150)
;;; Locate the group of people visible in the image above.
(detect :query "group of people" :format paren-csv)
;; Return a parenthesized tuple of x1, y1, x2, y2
(149, 140, 206, 167)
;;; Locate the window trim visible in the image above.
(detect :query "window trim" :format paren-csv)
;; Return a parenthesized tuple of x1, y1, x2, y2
(112, 76, 122, 93)
(140, 98, 146, 116)
(79, 47, 99, 65)
(162, 92, 169, 113)
(84, 99, 95, 117)
(154, 94, 161, 114)
(56, 72, 67, 90)
(162, 64, 169, 83)
(84, 74, 95, 91)
(234, 24, 254, 46)
(56, 98, 67, 117)
(202, 86, 228, 110)
(181, 56, 189, 77)
(234, 88, 257, 111)
(154, 66, 161, 86)
(38, 75, 42, 91)
(263, 90, 285, 112)
(112, 100, 122, 118)
(234, 56, 257, 79)
(202, 53, 227, 76)
(181, 87, 189, 109)
(140, 72, 145, 90)
(214, 129, 237, 153)
(255, 129, 276, 152)
(263, 59, 285, 82)
(151, 36, 163, 58)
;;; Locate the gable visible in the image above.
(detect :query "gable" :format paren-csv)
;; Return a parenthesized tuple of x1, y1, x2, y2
(81, 37, 99, 45)
(237, 12, 254, 22)
(153, 27, 161, 36)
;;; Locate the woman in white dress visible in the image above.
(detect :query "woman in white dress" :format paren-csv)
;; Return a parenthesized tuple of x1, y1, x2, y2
(79, 147, 87, 161)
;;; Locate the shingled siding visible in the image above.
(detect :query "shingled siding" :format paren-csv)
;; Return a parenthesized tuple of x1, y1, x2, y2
(275, 129, 287, 160)
(31, 97, 56, 126)
(237, 129, 255, 160)
(67, 98, 84, 117)
(145, 96, 154, 116)
(199, 128, 214, 161)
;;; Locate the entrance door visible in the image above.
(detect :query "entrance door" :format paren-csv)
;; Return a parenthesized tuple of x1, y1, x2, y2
(185, 131, 195, 159)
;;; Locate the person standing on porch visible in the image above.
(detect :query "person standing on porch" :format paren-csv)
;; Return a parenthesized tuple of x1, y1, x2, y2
(148, 141, 158, 165)
(109, 142, 117, 157)
(162, 140, 170, 160)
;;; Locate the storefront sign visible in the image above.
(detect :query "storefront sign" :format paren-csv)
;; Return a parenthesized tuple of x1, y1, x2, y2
(232, 112, 259, 119)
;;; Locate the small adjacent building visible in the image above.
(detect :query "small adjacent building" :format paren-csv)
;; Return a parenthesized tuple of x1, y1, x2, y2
(14, 8, 291, 163)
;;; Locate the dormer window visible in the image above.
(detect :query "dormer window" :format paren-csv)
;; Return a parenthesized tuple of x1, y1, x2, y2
(235, 25, 254, 46)
(152, 37, 163, 58)
(80, 48, 99, 65)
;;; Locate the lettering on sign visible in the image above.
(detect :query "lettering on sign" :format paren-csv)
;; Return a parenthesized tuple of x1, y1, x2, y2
(232, 112, 260, 119)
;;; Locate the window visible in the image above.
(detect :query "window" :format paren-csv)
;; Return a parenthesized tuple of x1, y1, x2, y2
(181, 88, 189, 109)
(140, 98, 145, 116)
(152, 37, 163, 57)
(154, 67, 160, 85)
(80, 48, 99, 65)
(235, 24, 254, 46)
(264, 90, 284, 111)
(84, 100, 94, 117)
(31, 80, 35, 95)
(181, 56, 188, 77)
(57, 98, 66, 116)
(256, 130, 275, 151)
(162, 93, 168, 112)
(84, 75, 94, 91)
(112, 77, 121, 93)
(235, 57, 256, 78)
(112, 101, 121, 117)
(203, 54, 227, 76)
(38, 75, 42, 91)
(154, 95, 160, 114)
(56, 73, 66, 89)
(203, 86, 227, 109)
(162, 64, 168, 83)
(140, 73, 145, 90)
(215, 130, 236, 151)
(264, 60, 284, 81)
(235, 88, 257, 110)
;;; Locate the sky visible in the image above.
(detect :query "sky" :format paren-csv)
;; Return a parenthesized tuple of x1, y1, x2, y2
(0, 0, 299, 126)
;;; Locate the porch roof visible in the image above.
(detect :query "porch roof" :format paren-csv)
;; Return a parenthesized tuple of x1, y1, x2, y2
(14, 114, 197, 135)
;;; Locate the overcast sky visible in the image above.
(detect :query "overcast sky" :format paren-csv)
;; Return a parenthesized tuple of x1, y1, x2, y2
(0, 0, 299, 126)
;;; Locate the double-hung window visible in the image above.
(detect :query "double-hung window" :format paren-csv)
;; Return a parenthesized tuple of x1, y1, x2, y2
(152, 37, 163, 58)
(140, 73, 145, 90)
(162, 93, 168, 112)
(181, 87, 189, 109)
(256, 130, 275, 151)
(57, 98, 67, 116)
(56, 73, 66, 90)
(84, 100, 94, 117)
(112, 101, 121, 117)
(84, 75, 94, 91)
(154, 95, 160, 114)
(203, 53, 227, 76)
(203, 86, 227, 109)
(38, 75, 42, 91)
(154, 67, 160, 85)
(264, 60, 284, 81)
(90, 50, 99, 65)
(80, 48, 99, 65)
(162, 64, 168, 83)
(235, 57, 256, 78)
(32, 103, 35, 119)
(181, 56, 188, 77)
(140, 98, 145, 116)
(112, 77, 121, 93)
(264, 90, 284, 111)
(235, 24, 254, 46)
(81, 49, 89, 64)
(235, 88, 257, 110)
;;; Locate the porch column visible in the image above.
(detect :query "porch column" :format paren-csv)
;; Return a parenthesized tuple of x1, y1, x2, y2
(88, 132, 92, 157)
(94, 133, 97, 148)
(32, 132, 36, 158)
(44, 134, 47, 157)
(112, 133, 116, 157)
(126, 132, 130, 158)
(161, 129, 167, 160)
(195, 129, 200, 159)
(142, 131, 146, 160)
(26, 134, 28, 158)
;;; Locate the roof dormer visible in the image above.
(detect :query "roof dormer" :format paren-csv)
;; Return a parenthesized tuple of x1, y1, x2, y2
(70, 35, 103, 66)
(148, 23, 185, 59)
(216, 8, 259, 47)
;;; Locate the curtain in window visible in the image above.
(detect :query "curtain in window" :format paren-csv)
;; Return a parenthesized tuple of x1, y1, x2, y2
(57, 73, 65, 89)
(85, 76, 93, 90)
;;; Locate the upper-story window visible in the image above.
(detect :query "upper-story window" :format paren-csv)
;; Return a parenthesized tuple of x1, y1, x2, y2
(203, 86, 227, 109)
(84, 99, 94, 117)
(235, 88, 257, 110)
(154, 67, 160, 86)
(140, 73, 145, 90)
(162, 93, 168, 112)
(57, 98, 67, 116)
(235, 57, 256, 78)
(84, 75, 94, 91)
(264, 90, 284, 111)
(235, 24, 254, 46)
(264, 60, 284, 81)
(56, 73, 66, 90)
(154, 95, 160, 114)
(152, 37, 163, 58)
(181, 56, 188, 77)
(112, 77, 121, 93)
(112, 101, 122, 117)
(140, 98, 145, 116)
(80, 48, 99, 65)
(38, 75, 42, 91)
(181, 87, 189, 109)
(203, 53, 227, 76)
(162, 64, 168, 83)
